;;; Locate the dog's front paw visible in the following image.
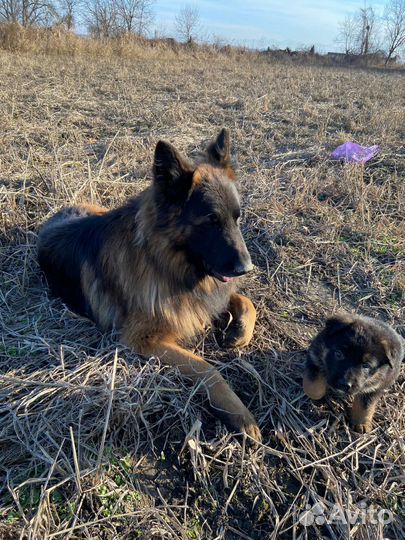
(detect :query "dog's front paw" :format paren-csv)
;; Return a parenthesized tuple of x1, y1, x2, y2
(219, 407, 262, 443)
(222, 321, 252, 349)
(242, 420, 262, 443)
(233, 410, 262, 443)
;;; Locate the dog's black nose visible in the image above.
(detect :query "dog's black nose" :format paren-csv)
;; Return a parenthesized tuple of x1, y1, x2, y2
(232, 262, 253, 276)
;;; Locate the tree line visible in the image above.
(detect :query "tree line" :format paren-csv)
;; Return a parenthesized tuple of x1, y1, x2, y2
(336, 1, 405, 64)
(0, 1, 203, 42)
(0, 1, 404, 63)
(0, 0, 156, 36)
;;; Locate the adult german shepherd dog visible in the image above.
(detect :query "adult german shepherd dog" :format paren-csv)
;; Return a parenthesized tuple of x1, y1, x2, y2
(38, 129, 260, 440)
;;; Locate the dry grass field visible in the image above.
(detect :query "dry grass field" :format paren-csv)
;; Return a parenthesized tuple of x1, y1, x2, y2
(0, 40, 404, 540)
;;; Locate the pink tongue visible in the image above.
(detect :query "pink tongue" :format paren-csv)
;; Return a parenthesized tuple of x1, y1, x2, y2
(222, 276, 234, 283)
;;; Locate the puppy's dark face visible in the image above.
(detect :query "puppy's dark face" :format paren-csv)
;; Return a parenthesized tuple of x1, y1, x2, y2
(318, 316, 395, 396)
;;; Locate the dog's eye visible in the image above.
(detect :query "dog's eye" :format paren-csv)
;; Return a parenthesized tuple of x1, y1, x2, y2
(362, 363, 371, 370)
(209, 214, 220, 225)
(334, 350, 344, 360)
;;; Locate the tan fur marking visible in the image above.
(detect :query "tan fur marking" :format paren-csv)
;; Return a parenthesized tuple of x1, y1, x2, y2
(350, 395, 378, 433)
(303, 371, 327, 400)
(78, 203, 108, 215)
(224, 166, 236, 180)
(192, 169, 203, 187)
(193, 164, 214, 182)
(193, 163, 236, 184)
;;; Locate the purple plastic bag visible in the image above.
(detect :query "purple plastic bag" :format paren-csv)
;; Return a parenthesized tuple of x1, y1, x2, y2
(331, 142, 380, 163)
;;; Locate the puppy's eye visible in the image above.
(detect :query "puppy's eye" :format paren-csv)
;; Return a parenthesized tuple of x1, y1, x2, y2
(334, 350, 344, 361)
(209, 214, 220, 225)
(362, 363, 371, 370)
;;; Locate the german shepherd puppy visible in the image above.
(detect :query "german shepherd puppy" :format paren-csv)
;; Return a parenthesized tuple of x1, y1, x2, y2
(303, 313, 403, 433)
(37, 129, 260, 440)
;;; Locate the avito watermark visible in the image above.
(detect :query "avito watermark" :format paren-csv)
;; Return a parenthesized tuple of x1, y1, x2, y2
(297, 501, 393, 528)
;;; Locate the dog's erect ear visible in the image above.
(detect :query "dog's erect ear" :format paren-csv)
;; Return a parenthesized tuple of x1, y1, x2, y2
(207, 128, 232, 168)
(324, 313, 355, 336)
(381, 339, 395, 368)
(153, 141, 195, 202)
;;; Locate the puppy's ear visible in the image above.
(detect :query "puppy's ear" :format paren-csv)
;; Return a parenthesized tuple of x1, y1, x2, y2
(153, 141, 195, 202)
(381, 339, 395, 368)
(207, 128, 235, 177)
(325, 313, 355, 336)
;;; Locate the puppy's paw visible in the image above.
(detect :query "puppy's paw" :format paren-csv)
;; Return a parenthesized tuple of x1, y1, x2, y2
(303, 375, 327, 401)
(351, 422, 372, 434)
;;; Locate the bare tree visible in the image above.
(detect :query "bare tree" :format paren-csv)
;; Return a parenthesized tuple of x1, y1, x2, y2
(56, 0, 79, 29)
(0, 0, 57, 26)
(383, 0, 405, 64)
(0, 0, 20, 23)
(336, 6, 380, 55)
(358, 7, 376, 54)
(84, 0, 118, 38)
(116, 0, 153, 35)
(116, 0, 138, 32)
(336, 14, 358, 53)
(135, 0, 153, 35)
(174, 4, 200, 42)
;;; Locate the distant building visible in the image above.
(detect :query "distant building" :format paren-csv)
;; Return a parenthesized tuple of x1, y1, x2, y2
(326, 51, 392, 65)
(327, 52, 355, 62)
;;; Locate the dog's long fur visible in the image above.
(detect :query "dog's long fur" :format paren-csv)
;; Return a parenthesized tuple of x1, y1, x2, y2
(38, 129, 260, 440)
(303, 313, 404, 433)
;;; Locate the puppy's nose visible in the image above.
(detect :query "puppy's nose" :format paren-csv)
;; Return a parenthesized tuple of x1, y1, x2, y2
(337, 380, 352, 393)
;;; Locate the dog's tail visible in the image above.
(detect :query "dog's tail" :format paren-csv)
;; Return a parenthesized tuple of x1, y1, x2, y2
(38, 204, 108, 238)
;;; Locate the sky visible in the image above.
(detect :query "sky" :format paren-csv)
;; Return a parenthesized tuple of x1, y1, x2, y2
(152, 1, 387, 52)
